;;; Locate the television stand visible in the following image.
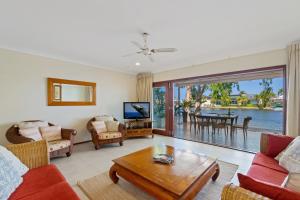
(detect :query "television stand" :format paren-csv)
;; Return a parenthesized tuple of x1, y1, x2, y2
(124, 119, 153, 138)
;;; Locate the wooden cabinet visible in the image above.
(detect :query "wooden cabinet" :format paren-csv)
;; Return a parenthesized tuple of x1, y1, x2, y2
(125, 120, 153, 138)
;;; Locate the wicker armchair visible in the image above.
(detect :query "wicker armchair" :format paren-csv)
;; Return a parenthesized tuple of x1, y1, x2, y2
(6, 140, 49, 169)
(6, 120, 77, 158)
(87, 117, 125, 150)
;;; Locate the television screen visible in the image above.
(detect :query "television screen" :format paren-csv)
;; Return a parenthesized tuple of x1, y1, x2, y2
(123, 102, 150, 119)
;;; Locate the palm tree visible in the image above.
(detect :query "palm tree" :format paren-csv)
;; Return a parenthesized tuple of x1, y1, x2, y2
(237, 91, 249, 106)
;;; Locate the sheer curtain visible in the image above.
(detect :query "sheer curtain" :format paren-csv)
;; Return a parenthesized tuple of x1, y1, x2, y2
(286, 42, 300, 137)
(136, 73, 153, 102)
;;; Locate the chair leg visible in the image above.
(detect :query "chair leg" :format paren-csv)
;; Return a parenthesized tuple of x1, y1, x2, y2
(119, 141, 123, 146)
(66, 152, 71, 157)
(95, 144, 100, 150)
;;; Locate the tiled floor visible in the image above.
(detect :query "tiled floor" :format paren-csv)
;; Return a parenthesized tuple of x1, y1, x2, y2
(173, 121, 261, 152)
(52, 135, 255, 199)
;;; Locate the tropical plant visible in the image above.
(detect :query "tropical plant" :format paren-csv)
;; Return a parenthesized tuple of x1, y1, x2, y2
(278, 88, 284, 96)
(181, 99, 192, 112)
(255, 79, 275, 109)
(209, 82, 239, 106)
(153, 87, 165, 117)
(237, 91, 249, 106)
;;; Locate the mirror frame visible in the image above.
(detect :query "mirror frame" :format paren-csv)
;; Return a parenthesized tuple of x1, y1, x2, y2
(47, 78, 96, 106)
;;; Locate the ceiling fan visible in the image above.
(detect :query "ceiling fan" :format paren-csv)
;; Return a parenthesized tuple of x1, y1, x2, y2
(123, 32, 177, 62)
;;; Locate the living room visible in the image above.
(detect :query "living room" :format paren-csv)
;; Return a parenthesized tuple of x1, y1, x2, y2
(0, 1, 300, 200)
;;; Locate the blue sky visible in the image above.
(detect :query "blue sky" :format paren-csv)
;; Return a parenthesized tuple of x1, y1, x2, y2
(174, 77, 283, 98)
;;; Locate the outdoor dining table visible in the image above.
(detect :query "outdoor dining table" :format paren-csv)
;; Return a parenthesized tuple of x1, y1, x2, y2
(195, 113, 238, 134)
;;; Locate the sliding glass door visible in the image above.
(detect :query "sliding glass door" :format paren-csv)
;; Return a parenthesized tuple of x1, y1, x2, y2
(152, 82, 173, 136)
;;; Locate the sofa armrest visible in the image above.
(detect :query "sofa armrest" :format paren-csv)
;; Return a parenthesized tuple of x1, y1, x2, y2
(6, 140, 49, 169)
(260, 132, 294, 157)
(61, 128, 77, 140)
(221, 184, 270, 200)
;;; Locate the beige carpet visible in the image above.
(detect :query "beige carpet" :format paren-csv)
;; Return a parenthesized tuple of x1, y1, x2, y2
(77, 161, 238, 200)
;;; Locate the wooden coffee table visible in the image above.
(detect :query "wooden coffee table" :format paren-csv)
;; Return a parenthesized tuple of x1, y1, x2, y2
(109, 146, 219, 200)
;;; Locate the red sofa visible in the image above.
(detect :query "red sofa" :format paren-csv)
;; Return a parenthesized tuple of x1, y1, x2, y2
(6, 140, 80, 200)
(222, 133, 300, 200)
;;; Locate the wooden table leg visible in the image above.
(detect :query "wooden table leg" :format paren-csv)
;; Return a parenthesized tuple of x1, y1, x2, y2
(109, 164, 119, 183)
(212, 163, 220, 181)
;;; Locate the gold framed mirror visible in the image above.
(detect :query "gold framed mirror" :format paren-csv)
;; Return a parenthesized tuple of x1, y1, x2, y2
(47, 78, 96, 106)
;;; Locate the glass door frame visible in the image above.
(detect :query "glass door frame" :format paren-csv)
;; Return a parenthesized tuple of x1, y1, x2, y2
(152, 81, 173, 136)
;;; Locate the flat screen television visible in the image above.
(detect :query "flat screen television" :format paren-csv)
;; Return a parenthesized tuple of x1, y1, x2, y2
(123, 102, 150, 119)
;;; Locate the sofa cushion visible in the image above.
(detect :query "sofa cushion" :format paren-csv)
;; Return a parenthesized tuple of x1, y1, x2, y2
(18, 182, 80, 200)
(95, 115, 114, 122)
(18, 121, 48, 129)
(48, 140, 71, 152)
(40, 125, 62, 142)
(265, 134, 294, 158)
(9, 164, 65, 200)
(98, 132, 122, 140)
(247, 164, 287, 186)
(19, 127, 42, 141)
(238, 173, 300, 200)
(278, 136, 300, 173)
(105, 121, 119, 132)
(252, 153, 288, 174)
(92, 121, 107, 134)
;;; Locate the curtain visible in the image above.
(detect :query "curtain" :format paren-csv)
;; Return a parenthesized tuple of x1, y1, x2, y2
(286, 42, 300, 137)
(136, 73, 153, 102)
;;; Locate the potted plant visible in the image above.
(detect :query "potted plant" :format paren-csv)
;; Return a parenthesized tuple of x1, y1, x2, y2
(181, 99, 192, 123)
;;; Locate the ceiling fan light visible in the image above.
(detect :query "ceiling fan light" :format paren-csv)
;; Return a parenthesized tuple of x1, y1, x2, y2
(135, 62, 141, 66)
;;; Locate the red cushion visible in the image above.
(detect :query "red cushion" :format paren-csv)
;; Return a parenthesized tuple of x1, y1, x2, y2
(17, 182, 80, 200)
(238, 173, 300, 200)
(252, 153, 288, 174)
(264, 133, 294, 158)
(247, 164, 287, 186)
(9, 164, 66, 200)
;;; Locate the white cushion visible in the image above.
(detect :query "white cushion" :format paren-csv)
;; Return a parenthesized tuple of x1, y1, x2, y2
(40, 125, 62, 142)
(279, 136, 300, 173)
(0, 145, 29, 200)
(18, 121, 48, 129)
(105, 121, 119, 132)
(92, 121, 107, 133)
(95, 115, 114, 122)
(98, 132, 122, 140)
(19, 127, 42, 141)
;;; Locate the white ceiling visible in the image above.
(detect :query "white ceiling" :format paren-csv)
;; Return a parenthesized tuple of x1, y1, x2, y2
(0, 0, 300, 74)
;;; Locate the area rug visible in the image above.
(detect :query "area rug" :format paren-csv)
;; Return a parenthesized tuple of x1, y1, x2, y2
(77, 161, 238, 200)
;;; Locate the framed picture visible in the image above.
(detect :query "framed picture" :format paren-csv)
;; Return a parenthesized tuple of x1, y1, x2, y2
(53, 85, 62, 101)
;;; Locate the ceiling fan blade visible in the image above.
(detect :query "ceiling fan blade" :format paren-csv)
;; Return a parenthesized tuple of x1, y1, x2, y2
(122, 51, 143, 57)
(131, 41, 144, 49)
(148, 55, 154, 62)
(151, 48, 177, 53)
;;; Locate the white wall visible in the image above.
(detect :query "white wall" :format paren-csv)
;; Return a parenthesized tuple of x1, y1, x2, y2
(0, 49, 136, 145)
(153, 49, 287, 82)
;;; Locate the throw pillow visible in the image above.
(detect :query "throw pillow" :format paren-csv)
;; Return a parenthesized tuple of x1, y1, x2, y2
(18, 121, 49, 129)
(92, 121, 107, 133)
(276, 136, 299, 161)
(105, 121, 119, 132)
(19, 127, 42, 141)
(0, 146, 29, 200)
(265, 134, 294, 158)
(238, 173, 300, 200)
(283, 173, 300, 192)
(95, 115, 114, 122)
(279, 136, 300, 173)
(40, 125, 62, 142)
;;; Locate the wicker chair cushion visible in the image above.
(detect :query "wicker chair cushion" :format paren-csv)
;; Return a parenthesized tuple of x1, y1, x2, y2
(40, 126, 62, 142)
(105, 121, 119, 132)
(48, 140, 71, 152)
(18, 121, 49, 129)
(95, 115, 114, 122)
(97, 132, 122, 140)
(92, 121, 107, 133)
(19, 127, 42, 141)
